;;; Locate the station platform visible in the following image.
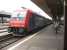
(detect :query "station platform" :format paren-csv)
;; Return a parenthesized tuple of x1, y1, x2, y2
(2, 24, 64, 50)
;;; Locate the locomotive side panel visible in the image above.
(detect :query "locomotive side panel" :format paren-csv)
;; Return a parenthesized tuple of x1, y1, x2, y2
(28, 13, 46, 31)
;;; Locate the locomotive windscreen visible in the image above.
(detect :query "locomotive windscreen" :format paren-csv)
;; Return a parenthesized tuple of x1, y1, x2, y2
(17, 11, 27, 20)
(11, 9, 27, 21)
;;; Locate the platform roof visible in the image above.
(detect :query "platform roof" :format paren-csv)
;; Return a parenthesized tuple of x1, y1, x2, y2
(31, 0, 64, 17)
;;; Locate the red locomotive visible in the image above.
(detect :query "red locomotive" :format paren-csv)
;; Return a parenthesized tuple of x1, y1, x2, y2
(8, 7, 51, 36)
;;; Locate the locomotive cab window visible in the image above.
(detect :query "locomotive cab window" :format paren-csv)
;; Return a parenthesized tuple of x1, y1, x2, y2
(11, 10, 27, 21)
(17, 11, 27, 20)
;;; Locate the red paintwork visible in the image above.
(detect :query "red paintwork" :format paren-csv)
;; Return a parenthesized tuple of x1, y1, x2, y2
(9, 9, 32, 29)
(25, 10, 32, 29)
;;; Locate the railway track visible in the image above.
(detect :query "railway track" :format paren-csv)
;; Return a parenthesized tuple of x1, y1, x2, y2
(0, 23, 23, 49)
(0, 34, 23, 49)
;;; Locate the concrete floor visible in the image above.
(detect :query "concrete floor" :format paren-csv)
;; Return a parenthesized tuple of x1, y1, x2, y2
(2, 24, 64, 50)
